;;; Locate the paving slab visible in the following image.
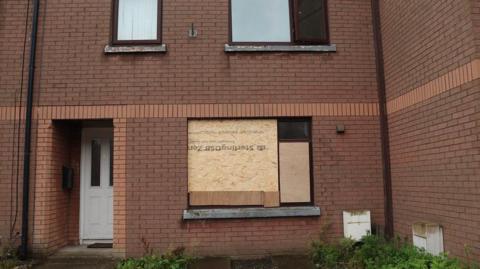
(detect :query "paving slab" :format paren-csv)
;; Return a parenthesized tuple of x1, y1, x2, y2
(32, 245, 120, 269)
(31, 247, 313, 269)
(33, 257, 118, 269)
(232, 258, 272, 269)
(272, 255, 315, 269)
(230, 255, 315, 269)
(189, 257, 231, 269)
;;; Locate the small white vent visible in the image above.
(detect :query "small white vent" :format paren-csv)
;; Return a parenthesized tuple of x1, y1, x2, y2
(343, 210, 371, 241)
(412, 223, 444, 255)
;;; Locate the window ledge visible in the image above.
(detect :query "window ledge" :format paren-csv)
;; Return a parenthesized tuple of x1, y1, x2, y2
(104, 44, 167, 54)
(183, 206, 321, 220)
(224, 44, 336, 53)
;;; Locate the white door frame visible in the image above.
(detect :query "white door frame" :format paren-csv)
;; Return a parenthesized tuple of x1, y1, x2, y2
(79, 127, 113, 244)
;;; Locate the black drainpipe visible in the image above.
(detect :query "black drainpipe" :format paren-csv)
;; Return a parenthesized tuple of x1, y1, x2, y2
(371, 0, 394, 239)
(20, 0, 41, 259)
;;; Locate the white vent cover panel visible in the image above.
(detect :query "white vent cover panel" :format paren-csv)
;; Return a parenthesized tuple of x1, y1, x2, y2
(343, 210, 371, 241)
(413, 234, 427, 250)
(412, 223, 444, 255)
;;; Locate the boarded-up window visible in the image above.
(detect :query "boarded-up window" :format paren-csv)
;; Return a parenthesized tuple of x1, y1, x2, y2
(279, 142, 311, 203)
(188, 119, 312, 207)
(188, 120, 279, 207)
(278, 119, 312, 204)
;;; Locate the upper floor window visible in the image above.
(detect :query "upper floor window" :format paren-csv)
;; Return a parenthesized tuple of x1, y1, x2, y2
(230, 0, 329, 44)
(112, 0, 162, 45)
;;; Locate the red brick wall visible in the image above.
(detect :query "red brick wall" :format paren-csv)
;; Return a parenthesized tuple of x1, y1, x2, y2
(0, 0, 29, 107)
(388, 81, 480, 259)
(0, 121, 18, 247)
(0, 0, 29, 249)
(2, 0, 477, 260)
(31, 121, 80, 254)
(380, 0, 475, 100)
(472, 0, 480, 58)
(0, 0, 378, 106)
(0, 0, 386, 258)
(380, 0, 480, 259)
(124, 117, 384, 257)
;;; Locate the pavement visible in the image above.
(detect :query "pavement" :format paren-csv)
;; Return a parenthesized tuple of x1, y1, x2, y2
(32, 246, 119, 269)
(31, 246, 315, 269)
(33, 257, 118, 269)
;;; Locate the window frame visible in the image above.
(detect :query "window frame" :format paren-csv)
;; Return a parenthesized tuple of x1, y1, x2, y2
(228, 0, 330, 46)
(186, 117, 315, 209)
(111, 0, 163, 46)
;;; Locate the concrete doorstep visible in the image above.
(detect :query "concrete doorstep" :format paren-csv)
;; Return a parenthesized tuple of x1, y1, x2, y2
(32, 245, 120, 269)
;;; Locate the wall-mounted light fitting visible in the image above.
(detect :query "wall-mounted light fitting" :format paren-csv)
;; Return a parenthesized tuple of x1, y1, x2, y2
(336, 124, 345, 134)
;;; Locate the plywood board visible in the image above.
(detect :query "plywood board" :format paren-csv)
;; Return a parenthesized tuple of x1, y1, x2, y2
(188, 120, 279, 192)
(189, 191, 280, 207)
(279, 142, 311, 203)
(263, 192, 280, 207)
(189, 191, 264, 206)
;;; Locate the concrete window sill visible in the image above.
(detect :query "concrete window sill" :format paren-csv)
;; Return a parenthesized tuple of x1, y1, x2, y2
(183, 206, 321, 220)
(224, 44, 336, 53)
(104, 44, 167, 54)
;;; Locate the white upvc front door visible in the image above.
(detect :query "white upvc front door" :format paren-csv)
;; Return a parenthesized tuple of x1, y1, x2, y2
(80, 128, 113, 243)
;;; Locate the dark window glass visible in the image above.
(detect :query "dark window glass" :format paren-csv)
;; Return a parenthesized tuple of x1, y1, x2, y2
(294, 0, 328, 43)
(278, 120, 310, 140)
(91, 140, 101, 187)
(110, 140, 114, 187)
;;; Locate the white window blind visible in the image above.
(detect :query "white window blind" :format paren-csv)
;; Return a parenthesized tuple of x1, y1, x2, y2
(117, 0, 158, 41)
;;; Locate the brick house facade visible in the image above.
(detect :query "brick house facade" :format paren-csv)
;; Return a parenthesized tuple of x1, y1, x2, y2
(0, 0, 478, 261)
